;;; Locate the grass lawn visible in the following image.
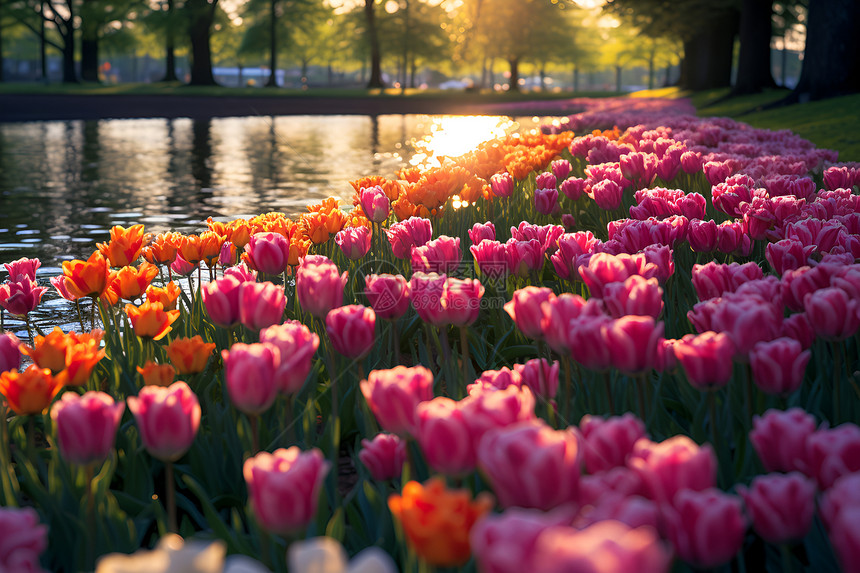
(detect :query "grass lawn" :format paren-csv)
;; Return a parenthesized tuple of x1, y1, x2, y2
(634, 86, 860, 162)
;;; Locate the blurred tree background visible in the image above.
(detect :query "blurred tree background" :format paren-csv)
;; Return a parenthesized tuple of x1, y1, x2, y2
(0, 0, 855, 100)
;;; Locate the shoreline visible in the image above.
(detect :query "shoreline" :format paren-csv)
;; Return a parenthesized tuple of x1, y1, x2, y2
(0, 93, 589, 122)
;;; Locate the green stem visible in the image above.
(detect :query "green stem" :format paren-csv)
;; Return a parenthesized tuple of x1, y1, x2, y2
(249, 414, 260, 454)
(781, 544, 796, 573)
(75, 299, 86, 332)
(166, 461, 177, 533)
(604, 370, 614, 416)
(85, 463, 96, 570)
(91, 295, 98, 331)
(459, 326, 470, 398)
(833, 341, 843, 425)
(391, 320, 401, 366)
(637, 374, 649, 423)
(27, 415, 36, 467)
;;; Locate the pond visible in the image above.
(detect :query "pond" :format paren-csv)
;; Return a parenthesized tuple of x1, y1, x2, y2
(0, 113, 546, 335)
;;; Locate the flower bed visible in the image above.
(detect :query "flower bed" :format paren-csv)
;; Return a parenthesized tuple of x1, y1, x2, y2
(1, 98, 860, 573)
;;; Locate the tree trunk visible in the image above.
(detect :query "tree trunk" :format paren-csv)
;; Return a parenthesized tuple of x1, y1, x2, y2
(187, 0, 218, 86)
(163, 0, 178, 81)
(508, 57, 519, 91)
(664, 65, 671, 87)
(80, 2, 99, 83)
(780, 40, 787, 87)
(60, 9, 77, 83)
(0, 2, 4, 82)
(648, 54, 655, 90)
(238, 62, 243, 86)
(615, 65, 622, 92)
(409, 56, 416, 88)
(679, 12, 738, 91)
(734, 0, 775, 94)
(301, 59, 308, 87)
(792, 0, 860, 100)
(364, 0, 384, 88)
(573, 66, 579, 91)
(540, 67, 546, 91)
(39, 1, 47, 81)
(265, 0, 278, 87)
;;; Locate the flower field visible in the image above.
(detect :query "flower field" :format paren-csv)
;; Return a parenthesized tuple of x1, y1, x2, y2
(1, 98, 860, 572)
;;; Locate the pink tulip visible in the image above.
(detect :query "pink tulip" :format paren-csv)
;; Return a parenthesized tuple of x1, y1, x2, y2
(50, 391, 124, 466)
(532, 521, 672, 573)
(591, 179, 623, 210)
(3, 257, 40, 281)
(296, 255, 347, 319)
(360, 365, 434, 436)
(627, 435, 716, 504)
(680, 150, 703, 173)
(534, 187, 559, 215)
(687, 219, 719, 253)
(673, 331, 736, 390)
(580, 253, 657, 299)
(468, 222, 496, 245)
(602, 275, 664, 319)
(560, 177, 587, 201)
(239, 281, 286, 331)
(471, 508, 573, 573)
(657, 153, 682, 182)
(663, 488, 746, 569)
(170, 253, 197, 276)
(716, 219, 751, 256)
(359, 433, 406, 481)
(514, 358, 559, 400)
(712, 296, 782, 357)
(467, 367, 523, 394)
(478, 420, 581, 511)
(359, 186, 390, 223)
(335, 226, 371, 260)
(642, 244, 676, 284)
(830, 507, 860, 573)
(511, 223, 564, 256)
(804, 287, 860, 341)
(551, 231, 600, 280)
(416, 397, 475, 475)
(218, 240, 237, 267)
(462, 384, 536, 444)
(386, 216, 433, 259)
(819, 473, 860, 531)
(410, 272, 448, 326)
(655, 338, 679, 372)
(127, 381, 201, 462)
(260, 321, 320, 394)
(568, 314, 613, 371)
(202, 274, 243, 328)
(781, 265, 834, 312)
(243, 446, 330, 535)
(442, 277, 484, 327)
(224, 262, 258, 283)
(504, 287, 554, 340)
(766, 239, 815, 276)
(749, 337, 810, 395)
(51, 275, 78, 301)
(737, 472, 816, 543)
(602, 316, 664, 376)
(750, 408, 817, 474)
(806, 424, 860, 490)
(535, 172, 557, 190)
(0, 507, 48, 572)
(704, 160, 733, 186)
(411, 235, 461, 275)
(577, 492, 660, 531)
(326, 304, 375, 360)
(363, 274, 410, 320)
(823, 165, 858, 191)
(505, 239, 544, 278)
(561, 213, 576, 230)
(781, 312, 816, 349)
(490, 172, 514, 198)
(551, 159, 572, 182)
(540, 293, 588, 354)
(222, 343, 280, 415)
(470, 240, 509, 282)
(579, 413, 646, 474)
(244, 232, 290, 276)
(0, 332, 20, 375)
(0, 277, 47, 316)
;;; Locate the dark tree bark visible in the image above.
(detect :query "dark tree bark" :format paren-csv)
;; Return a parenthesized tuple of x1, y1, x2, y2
(364, 0, 384, 88)
(679, 11, 738, 91)
(163, 0, 178, 81)
(792, 0, 860, 100)
(80, 2, 100, 83)
(508, 57, 519, 92)
(734, 0, 775, 94)
(57, 0, 76, 83)
(573, 66, 579, 92)
(187, 0, 218, 86)
(615, 65, 622, 92)
(265, 0, 278, 87)
(0, 1, 5, 82)
(39, 2, 47, 80)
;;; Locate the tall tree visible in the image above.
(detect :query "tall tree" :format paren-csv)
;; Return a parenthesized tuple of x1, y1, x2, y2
(791, 0, 859, 100)
(186, 0, 218, 85)
(734, 0, 776, 94)
(364, 0, 383, 87)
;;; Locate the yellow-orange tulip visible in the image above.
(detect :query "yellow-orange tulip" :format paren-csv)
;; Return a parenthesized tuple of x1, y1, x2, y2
(165, 336, 216, 375)
(64, 330, 105, 386)
(62, 251, 112, 299)
(145, 282, 181, 311)
(97, 224, 146, 267)
(142, 232, 180, 266)
(107, 262, 159, 301)
(20, 327, 70, 374)
(136, 361, 176, 387)
(125, 301, 180, 341)
(0, 365, 65, 415)
(388, 478, 494, 567)
(300, 212, 330, 245)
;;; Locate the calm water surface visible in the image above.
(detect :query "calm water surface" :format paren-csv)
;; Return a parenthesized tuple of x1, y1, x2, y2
(0, 114, 543, 335)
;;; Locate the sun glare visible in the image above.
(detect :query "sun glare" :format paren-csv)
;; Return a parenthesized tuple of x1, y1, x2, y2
(409, 115, 519, 169)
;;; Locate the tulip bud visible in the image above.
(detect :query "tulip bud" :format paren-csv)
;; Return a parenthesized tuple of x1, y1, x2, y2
(663, 488, 746, 569)
(359, 433, 406, 481)
(737, 472, 816, 543)
(326, 305, 376, 360)
(51, 391, 125, 466)
(127, 381, 201, 462)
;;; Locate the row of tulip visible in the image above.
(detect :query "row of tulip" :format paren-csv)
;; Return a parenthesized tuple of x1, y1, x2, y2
(0, 98, 859, 573)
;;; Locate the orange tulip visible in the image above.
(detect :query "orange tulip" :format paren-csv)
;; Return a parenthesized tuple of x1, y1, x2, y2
(287, 239, 310, 267)
(165, 336, 216, 375)
(107, 262, 159, 301)
(300, 212, 331, 245)
(177, 234, 205, 265)
(63, 330, 105, 386)
(20, 327, 70, 374)
(178, 232, 224, 266)
(146, 282, 181, 311)
(125, 300, 180, 341)
(97, 224, 146, 267)
(62, 251, 112, 299)
(388, 477, 494, 567)
(136, 361, 176, 387)
(0, 365, 64, 415)
(142, 232, 180, 265)
(228, 220, 252, 248)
